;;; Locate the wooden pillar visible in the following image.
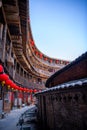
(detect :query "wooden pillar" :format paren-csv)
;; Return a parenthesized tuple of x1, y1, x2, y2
(9, 42, 12, 57)
(0, 23, 3, 59)
(2, 24, 7, 63)
(0, 23, 3, 41)
(0, 0, 2, 8)
(13, 59, 16, 79)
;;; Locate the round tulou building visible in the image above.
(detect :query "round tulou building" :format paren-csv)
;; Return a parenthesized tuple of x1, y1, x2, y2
(0, 1, 87, 130)
(0, 0, 69, 111)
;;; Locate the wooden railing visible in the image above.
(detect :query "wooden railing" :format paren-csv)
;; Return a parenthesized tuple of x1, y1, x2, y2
(14, 72, 45, 89)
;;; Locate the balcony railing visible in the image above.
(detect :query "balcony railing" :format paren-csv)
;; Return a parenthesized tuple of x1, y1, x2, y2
(11, 35, 22, 43)
(14, 72, 45, 89)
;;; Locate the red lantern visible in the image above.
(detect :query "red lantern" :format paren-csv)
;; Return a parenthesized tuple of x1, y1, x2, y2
(7, 80, 14, 88)
(36, 51, 38, 55)
(50, 59, 52, 63)
(16, 86, 21, 91)
(19, 87, 22, 91)
(21, 87, 24, 91)
(15, 85, 19, 90)
(12, 83, 17, 89)
(31, 40, 34, 46)
(25, 88, 28, 92)
(5, 79, 14, 88)
(27, 89, 30, 92)
(0, 65, 4, 73)
(30, 89, 33, 93)
(40, 53, 42, 58)
(34, 89, 37, 93)
(19, 87, 24, 91)
(44, 57, 47, 61)
(5, 79, 13, 86)
(0, 73, 9, 81)
(56, 60, 58, 64)
(23, 88, 26, 92)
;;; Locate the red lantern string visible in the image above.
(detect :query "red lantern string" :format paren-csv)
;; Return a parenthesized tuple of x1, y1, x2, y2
(0, 65, 4, 73)
(7, 81, 14, 88)
(23, 88, 27, 92)
(5, 79, 13, 86)
(19, 87, 23, 91)
(17, 86, 21, 91)
(30, 89, 33, 93)
(27, 89, 31, 93)
(15, 86, 20, 90)
(12, 83, 17, 89)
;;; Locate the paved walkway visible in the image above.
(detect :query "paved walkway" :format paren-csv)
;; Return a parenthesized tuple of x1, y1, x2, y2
(0, 105, 36, 130)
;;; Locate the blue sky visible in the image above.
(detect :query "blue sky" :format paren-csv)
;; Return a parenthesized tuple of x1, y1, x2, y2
(29, 0, 87, 61)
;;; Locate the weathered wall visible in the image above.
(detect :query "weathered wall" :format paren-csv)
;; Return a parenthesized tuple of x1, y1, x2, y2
(37, 84, 87, 130)
(37, 53, 87, 130)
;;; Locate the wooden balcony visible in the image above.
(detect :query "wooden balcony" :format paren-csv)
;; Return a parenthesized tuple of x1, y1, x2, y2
(11, 35, 22, 43)
(14, 72, 45, 90)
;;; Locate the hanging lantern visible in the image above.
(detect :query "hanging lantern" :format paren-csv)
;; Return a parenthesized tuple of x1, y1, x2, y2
(27, 88, 30, 93)
(33, 89, 37, 93)
(50, 59, 52, 63)
(9, 81, 14, 89)
(0, 73, 9, 87)
(56, 60, 58, 64)
(0, 73, 9, 82)
(36, 51, 38, 56)
(15, 85, 19, 91)
(27, 89, 30, 93)
(11, 83, 17, 90)
(19, 87, 22, 92)
(16, 86, 20, 91)
(5, 79, 13, 87)
(44, 57, 47, 61)
(24, 88, 28, 92)
(40, 53, 43, 58)
(21, 87, 24, 91)
(31, 40, 34, 46)
(0, 65, 4, 73)
(30, 89, 33, 93)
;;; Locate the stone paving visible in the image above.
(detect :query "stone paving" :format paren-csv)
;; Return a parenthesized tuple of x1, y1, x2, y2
(0, 105, 38, 130)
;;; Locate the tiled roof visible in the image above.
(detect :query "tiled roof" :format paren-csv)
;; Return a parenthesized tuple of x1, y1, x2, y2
(35, 78, 87, 95)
